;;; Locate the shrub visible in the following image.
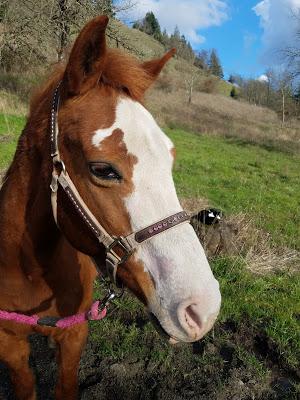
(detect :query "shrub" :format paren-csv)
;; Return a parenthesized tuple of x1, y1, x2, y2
(200, 76, 219, 94)
(0, 71, 43, 102)
(230, 86, 239, 99)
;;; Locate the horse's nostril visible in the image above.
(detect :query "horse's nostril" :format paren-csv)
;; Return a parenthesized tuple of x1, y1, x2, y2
(177, 299, 202, 339)
(185, 304, 203, 331)
(177, 296, 219, 340)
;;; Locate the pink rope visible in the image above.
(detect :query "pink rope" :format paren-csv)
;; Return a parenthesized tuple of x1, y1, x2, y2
(0, 310, 39, 326)
(56, 301, 107, 328)
(0, 301, 107, 328)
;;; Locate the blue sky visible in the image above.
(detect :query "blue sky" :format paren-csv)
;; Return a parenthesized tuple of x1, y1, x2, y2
(119, 0, 300, 80)
(197, 1, 265, 78)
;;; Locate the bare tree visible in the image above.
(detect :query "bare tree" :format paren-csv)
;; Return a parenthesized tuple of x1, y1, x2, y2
(277, 73, 293, 125)
(267, 70, 293, 124)
(0, 0, 138, 70)
(185, 58, 199, 104)
(282, 9, 300, 79)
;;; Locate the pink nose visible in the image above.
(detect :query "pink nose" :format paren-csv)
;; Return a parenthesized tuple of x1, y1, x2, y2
(177, 297, 220, 340)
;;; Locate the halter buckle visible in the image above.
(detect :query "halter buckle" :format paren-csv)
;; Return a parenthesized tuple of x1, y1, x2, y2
(106, 237, 134, 265)
(105, 237, 135, 286)
(53, 158, 66, 175)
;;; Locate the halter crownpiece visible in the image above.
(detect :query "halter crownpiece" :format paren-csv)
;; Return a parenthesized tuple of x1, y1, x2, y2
(50, 82, 190, 285)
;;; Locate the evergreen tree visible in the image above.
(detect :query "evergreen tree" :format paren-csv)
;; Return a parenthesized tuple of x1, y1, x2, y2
(168, 26, 194, 62)
(132, 20, 142, 30)
(161, 28, 169, 46)
(195, 50, 209, 70)
(173, 25, 180, 40)
(136, 11, 161, 41)
(209, 49, 224, 79)
(132, 17, 195, 62)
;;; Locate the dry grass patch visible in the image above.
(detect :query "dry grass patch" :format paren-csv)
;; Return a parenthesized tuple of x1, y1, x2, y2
(182, 197, 300, 274)
(180, 197, 209, 213)
(226, 213, 300, 274)
(147, 88, 300, 153)
(0, 90, 27, 116)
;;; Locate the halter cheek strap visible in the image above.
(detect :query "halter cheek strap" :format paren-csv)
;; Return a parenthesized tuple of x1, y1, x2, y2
(50, 83, 190, 285)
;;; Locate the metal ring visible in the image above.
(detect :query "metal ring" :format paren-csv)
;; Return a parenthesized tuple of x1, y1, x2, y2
(53, 159, 66, 175)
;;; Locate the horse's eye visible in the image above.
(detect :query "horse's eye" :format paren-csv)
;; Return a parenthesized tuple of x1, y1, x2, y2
(89, 162, 122, 181)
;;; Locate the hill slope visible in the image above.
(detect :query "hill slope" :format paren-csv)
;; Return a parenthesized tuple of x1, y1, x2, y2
(1, 19, 298, 154)
(111, 21, 299, 153)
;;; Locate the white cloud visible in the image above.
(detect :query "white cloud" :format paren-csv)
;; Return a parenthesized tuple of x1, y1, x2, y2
(119, 0, 229, 45)
(253, 0, 300, 63)
(257, 74, 269, 82)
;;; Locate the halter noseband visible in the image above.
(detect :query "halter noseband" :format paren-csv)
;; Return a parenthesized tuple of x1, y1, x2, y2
(50, 83, 190, 285)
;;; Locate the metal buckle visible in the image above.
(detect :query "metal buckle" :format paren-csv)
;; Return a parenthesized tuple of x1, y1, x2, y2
(37, 316, 60, 327)
(89, 282, 124, 319)
(97, 287, 124, 312)
(106, 237, 134, 265)
(52, 158, 66, 175)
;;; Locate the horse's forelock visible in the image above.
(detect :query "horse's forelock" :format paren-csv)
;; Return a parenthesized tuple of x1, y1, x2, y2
(30, 48, 154, 116)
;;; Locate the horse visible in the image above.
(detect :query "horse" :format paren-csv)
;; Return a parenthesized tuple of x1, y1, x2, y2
(0, 16, 221, 399)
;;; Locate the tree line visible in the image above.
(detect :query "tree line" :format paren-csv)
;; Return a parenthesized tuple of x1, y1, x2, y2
(0, 4, 225, 82)
(228, 71, 299, 122)
(132, 11, 224, 79)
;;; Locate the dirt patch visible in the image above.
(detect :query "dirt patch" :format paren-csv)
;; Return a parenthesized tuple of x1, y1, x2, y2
(0, 321, 299, 400)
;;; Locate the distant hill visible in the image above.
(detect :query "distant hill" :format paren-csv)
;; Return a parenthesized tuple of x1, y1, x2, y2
(109, 19, 232, 96)
(107, 21, 298, 153)
(1, 18, 298, 154)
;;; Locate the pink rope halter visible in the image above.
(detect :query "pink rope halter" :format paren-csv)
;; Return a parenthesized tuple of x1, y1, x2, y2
(0, 300, 107, 328)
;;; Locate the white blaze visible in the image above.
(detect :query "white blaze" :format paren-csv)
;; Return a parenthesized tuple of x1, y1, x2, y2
(93, 97, 221, 342)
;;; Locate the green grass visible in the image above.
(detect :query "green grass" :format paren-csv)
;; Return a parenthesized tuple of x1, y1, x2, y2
(167, 127, 300, 249)
(0, 113, 299, 395)
(0, 114, 298, 250)
(1, 116, 299, 249)
(0, 114, 26, 169)
(214, 257, 300, 370)
(90, 257, 299, 386)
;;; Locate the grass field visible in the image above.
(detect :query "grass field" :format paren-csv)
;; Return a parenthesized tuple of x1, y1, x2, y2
(0, 113, 299, 398)
(0, 114, 25, 169)
(167, 128, 300, 250)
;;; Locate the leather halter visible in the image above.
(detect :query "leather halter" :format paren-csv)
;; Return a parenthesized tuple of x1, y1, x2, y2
(50, 83, 190, 285)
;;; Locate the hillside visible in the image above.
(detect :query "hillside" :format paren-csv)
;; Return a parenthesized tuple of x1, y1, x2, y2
(112, 21, 300, 154)
(0, 17, 300, 400)
(1, 19, 299, 155)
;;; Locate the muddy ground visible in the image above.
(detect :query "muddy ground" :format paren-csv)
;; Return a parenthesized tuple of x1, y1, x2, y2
(0, 320, 299, 400)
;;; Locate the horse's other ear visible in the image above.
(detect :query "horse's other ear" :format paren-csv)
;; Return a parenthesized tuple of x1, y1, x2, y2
(142, 48, 176, 80)
(64, 15, 109, 96)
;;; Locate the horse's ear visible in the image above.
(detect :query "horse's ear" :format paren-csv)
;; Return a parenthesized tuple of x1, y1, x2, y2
(64, 16, 109, 96)
(142, 49, 176, 80)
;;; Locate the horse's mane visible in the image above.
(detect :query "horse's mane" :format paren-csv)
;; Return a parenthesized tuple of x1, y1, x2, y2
(30, 48, 153, 114)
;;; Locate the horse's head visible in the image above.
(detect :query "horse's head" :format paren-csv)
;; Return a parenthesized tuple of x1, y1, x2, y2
(54, 16, 221, 343)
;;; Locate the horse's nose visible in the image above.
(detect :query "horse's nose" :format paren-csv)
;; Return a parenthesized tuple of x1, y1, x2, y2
(177, 288, 221, 340)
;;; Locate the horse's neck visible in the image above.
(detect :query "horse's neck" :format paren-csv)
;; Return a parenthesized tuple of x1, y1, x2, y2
(0, 130, 59, 276)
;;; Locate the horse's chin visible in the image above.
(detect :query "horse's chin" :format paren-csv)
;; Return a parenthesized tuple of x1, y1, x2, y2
(149, 313, 179, 345)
